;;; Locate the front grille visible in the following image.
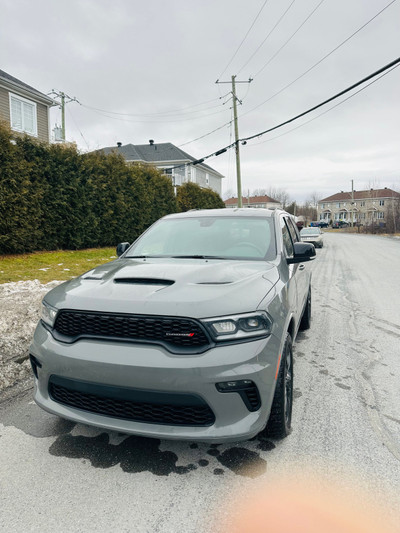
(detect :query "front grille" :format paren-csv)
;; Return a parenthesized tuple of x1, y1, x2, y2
(53, 310, 210, 351)
(49, 376, 215, 427)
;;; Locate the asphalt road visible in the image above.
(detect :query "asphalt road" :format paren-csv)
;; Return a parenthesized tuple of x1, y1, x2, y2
(1, 232, 399, 532)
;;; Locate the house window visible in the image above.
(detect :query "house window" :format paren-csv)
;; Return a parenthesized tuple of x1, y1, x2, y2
(379, 200, 385, 206)
(335, 213, 340, 220)
(9, 93, 37, 136)
(322, 203, 325, 209)
(360, 201, 365, 207)
(336, 202, 341, 208)
(377, 212, 384, 219)
(163, 168, 173, 175)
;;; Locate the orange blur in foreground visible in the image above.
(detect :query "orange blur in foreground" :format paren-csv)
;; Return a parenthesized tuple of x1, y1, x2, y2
(221, 481, 398, 533)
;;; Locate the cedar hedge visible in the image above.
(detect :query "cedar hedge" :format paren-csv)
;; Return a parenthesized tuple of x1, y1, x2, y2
(0, 123, 224, 254)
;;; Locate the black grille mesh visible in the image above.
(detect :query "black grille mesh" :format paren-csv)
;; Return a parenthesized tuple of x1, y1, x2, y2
(54, 311, 209, 348)
(49, 380, 215, 427)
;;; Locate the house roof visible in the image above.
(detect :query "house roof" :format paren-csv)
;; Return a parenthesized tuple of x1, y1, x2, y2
(320, 188, 400, 202)
(225, 195, 279, 205)
(0, 69, 55, 105)
(98, 142, 224, 177)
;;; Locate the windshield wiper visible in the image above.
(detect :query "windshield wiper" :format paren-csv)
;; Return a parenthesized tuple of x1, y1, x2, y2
(126, 255, 169, 259)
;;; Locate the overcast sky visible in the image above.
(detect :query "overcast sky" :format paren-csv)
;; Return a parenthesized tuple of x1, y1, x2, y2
(1, 0, 399, 202)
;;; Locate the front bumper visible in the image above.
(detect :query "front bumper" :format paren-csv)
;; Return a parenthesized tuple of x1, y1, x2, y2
(30, 322, 281, 443)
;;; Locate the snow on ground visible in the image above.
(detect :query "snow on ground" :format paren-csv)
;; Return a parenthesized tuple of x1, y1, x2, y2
(0, 280, 62, 395)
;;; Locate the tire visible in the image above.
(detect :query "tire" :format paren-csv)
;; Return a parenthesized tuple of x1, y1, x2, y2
(299, 286, 311, 330)
(265, 333, 293, 439)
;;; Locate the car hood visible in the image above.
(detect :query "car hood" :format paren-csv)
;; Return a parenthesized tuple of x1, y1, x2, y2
(44, 258, 280, 318)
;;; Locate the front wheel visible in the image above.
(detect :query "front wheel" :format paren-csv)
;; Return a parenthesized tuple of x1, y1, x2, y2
(264, 333, 293, 439)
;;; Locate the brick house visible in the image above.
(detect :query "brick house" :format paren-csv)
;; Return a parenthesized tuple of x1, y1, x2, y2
(0, 69, 54, 142)
(317, 188, 400, 227)
(225, 195, 281, 209)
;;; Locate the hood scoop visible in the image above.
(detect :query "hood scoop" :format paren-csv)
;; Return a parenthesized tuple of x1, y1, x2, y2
(114, 277, 175, 286)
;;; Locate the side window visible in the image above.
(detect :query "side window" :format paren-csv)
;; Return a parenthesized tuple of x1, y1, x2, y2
(286, 217, 300, 243)
(280, 217, 293, 257)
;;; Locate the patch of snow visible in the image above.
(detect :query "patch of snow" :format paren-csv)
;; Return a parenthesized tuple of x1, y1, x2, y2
(0, 280, 62, 394)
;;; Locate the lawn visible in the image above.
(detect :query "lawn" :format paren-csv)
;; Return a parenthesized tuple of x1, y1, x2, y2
(0, 247, 116, 284)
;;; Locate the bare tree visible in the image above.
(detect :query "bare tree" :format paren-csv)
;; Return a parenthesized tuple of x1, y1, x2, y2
(264, 187, 290, 208)
(307, 191, 321, 208)
(386, 195, 400, 234)
(222, 188, 235, 200)
(252, 188, 268, 197)
(364, 178, 381, 190)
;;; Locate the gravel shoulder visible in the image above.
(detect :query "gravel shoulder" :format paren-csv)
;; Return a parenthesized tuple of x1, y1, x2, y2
(0, 280, 62, 399)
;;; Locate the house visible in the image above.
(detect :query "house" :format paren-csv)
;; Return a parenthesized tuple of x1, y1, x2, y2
(225, 194, 281, 209)
(0, 69, 54, 142)
(97, 140, 224, 196)
(317, 188, 400, 227)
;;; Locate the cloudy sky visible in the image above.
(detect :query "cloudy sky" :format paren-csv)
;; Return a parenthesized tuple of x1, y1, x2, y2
(1, 0, 399, 202)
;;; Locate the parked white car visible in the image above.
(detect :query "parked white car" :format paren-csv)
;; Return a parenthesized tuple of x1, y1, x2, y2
(300, 227, 323, 248)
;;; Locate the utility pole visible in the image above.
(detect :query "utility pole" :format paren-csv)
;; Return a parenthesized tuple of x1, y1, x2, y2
(216, 76, 252, 208)
(48, 90, 79, 141)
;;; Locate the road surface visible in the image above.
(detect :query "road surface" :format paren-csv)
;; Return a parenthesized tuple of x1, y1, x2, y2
(1, 232, 399, 532)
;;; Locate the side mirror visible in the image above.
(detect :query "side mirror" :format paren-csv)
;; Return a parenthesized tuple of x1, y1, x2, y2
(116, 242, 130, 257)
(287, 242, 316, 264)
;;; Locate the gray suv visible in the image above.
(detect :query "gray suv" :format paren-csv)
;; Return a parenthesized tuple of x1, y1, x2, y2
(30, 209, 315, 442)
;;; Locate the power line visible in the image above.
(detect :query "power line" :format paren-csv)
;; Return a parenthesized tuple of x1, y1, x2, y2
(80, 94, 230, 119)
(243, 57, 400, 143)
(178, 120, 233, 147)
(237, 0, 297, 76)
(250, 63, 400, 146)
(216, 0, 270, 81)
(168, 57, 400, 171)
(252, 0, 326, 79)
(66, 107, 90, 150)
(241, 0, 398, 118)
(83, 104, 230, 124)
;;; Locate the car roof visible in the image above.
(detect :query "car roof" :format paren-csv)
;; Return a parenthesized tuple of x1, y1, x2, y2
(163, 208, 285, 220)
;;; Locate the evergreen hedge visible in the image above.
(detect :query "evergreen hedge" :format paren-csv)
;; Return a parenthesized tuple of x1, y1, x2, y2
(0, 123, 225, 254)
(177, 181, 225, 211)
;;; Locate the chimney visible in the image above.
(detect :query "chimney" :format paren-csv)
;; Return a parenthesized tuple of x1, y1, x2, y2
(149, 139, 154, 146)
(117, 142, 122, 148)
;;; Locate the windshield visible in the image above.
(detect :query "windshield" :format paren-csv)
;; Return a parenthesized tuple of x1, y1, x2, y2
(301, 228, 321, 235)
(126, 216, 276, 261)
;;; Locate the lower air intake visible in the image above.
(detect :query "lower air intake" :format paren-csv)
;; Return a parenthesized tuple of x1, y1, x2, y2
(49, 375, 215, 427)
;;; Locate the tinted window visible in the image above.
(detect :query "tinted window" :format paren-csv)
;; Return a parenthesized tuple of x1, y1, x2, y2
(280, 217, 293, 257)
(286, 217, 300, 243)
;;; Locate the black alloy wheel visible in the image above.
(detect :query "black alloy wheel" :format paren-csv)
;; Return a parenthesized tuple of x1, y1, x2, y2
(264, 333, 293, 439)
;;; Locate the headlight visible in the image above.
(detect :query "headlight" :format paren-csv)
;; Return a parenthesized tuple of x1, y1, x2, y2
(202, 312, 272, 342)
(41, 301, 58, 327)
